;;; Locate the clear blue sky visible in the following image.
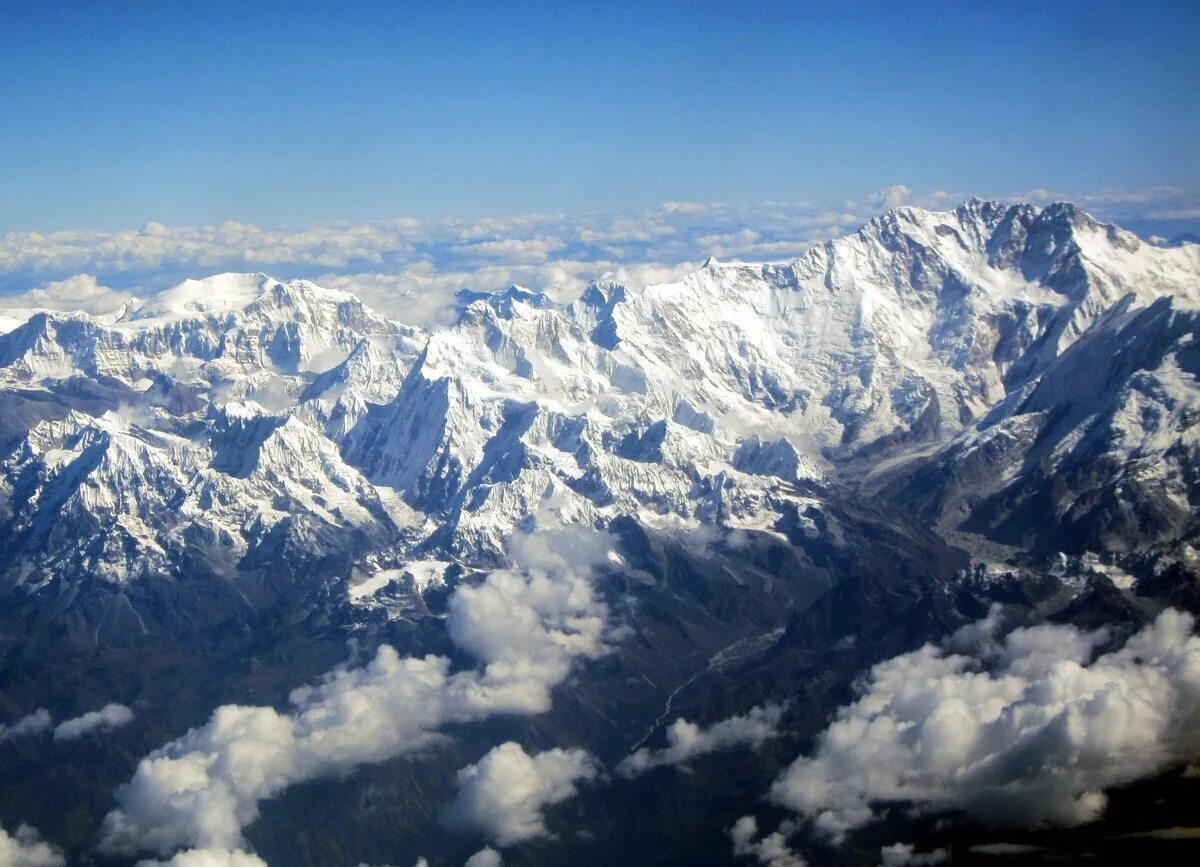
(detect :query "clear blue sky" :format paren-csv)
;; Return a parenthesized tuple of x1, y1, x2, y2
(1, 0, 1197, 232)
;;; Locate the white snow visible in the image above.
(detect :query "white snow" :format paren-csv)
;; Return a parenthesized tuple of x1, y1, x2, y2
(1, 199, 1196, 587)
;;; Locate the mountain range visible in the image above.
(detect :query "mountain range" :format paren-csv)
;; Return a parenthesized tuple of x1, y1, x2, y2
(0, 199, 1198, 866)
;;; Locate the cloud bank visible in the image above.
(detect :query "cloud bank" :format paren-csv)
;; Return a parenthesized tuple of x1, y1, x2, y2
(617, 704, 783, 777)
(447, 742, 597, 845)
(4, 186, 1193, 329)
(0, 824, 64, 867)
(769, 608, 1200, 841)
(99, 526, 614, 860)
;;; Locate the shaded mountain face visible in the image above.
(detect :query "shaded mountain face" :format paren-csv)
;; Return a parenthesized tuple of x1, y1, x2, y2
(0, 203, 1198, 866)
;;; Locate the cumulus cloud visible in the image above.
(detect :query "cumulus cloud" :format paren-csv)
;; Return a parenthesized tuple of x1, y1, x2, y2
(99, 526, 614, 859)
(728, 816, 806, 867)
(617, 704, 783, 777)
(0, 823, 64, 867)
(447, 742, 597, 846)
(875, 185, 912, 210)
(462, 848, 502, 867)
(444, 528, 612, 696)
(0, 710, 52, 743)
(53, 703, 134, 740)
(0, 274, 136, 316)
(878, 842, 948, 866)
(134, 849, 268, 866)
(769, 608, 1200, 841)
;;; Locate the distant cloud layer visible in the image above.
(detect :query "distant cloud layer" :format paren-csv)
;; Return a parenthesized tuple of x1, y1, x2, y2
(3, 186, 1195, 328)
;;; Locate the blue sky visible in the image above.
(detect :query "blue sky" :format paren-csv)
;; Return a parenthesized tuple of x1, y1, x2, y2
(1, 0, 1197, 232)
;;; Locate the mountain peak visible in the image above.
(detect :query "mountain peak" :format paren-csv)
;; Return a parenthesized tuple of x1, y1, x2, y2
(121, 272, 276, 322)
(120, 273, 368, 325)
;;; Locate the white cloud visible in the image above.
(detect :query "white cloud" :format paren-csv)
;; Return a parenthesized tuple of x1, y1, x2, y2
(0, 824, 64, 867)
(462, 848, 502, 867)
(53, 703, 134, 740)
(447, 742, 597, 846)
(659, 201, 717, 215)
(4, 188, 1190, 327)
(875, 185, 913, 210)
(450, 237, 566, 263)
(0, 710, 51, 743)
(134, 849, 268, 866)
(728, 816, 806, 867)
(769, 608, 1200, 841)
(99, 527, 613, 860)
(0, 274, 136, 316)
(879, 842, 948, 866)
(617, 704, 783, 777)
(444, 529, 612, 700)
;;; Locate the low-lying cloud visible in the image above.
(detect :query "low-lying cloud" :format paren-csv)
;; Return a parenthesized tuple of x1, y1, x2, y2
(53, 703, 134, 741)
(728, 816, 806, 867)
(769, 607, 1200, 841)
(447, 742, 597, 845)
(0, 710, 52, 743)
(617, 704, 783, 777)
(0, 823, 64, 867)
(1, 704, 133, 744)
(99, 526, 614, 861)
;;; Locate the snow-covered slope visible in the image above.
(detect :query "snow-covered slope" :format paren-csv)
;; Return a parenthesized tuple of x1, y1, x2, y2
(0, 202, 1197, 621)
(882, 294, 1200, 565)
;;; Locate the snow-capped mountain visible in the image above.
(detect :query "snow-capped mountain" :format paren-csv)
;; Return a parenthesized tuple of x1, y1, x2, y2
(1, 201, 1198, 865)
(1, 201, 1195, 608)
